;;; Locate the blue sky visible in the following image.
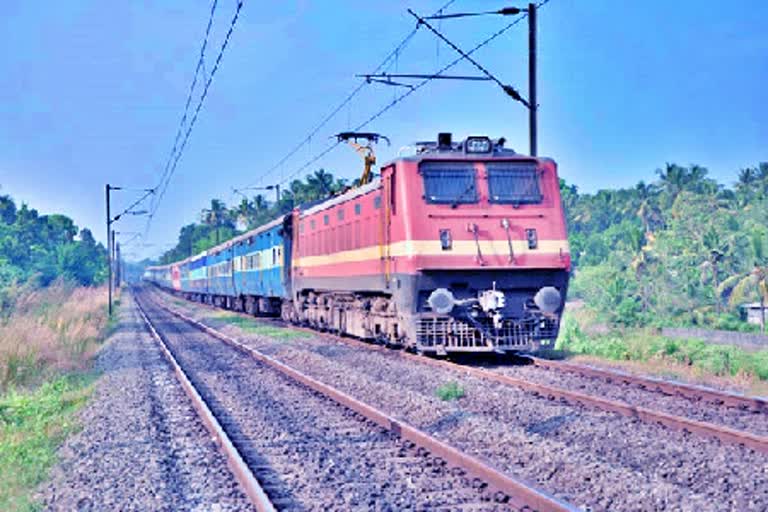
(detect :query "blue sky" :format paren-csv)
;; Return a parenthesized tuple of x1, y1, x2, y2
(1, 1, 766, 260)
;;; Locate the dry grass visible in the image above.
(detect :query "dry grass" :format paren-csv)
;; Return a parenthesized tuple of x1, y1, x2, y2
(0, 282, 110, 391)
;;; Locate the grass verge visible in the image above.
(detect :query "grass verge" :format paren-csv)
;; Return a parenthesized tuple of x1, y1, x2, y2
(0, 282, 110, 510)
(555, 311, 768, 395)
(0, 374, 96, 511)
(208, 311, 311, 340)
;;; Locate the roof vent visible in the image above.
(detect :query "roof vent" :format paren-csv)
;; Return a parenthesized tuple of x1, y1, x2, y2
(437, 132, 452, 149)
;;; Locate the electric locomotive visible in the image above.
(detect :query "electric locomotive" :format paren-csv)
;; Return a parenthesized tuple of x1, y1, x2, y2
(145, 133, 570, 354)
(287, 133, 570, 353)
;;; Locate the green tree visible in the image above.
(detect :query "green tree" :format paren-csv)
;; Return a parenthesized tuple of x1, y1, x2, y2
(201, 199, 233, 245)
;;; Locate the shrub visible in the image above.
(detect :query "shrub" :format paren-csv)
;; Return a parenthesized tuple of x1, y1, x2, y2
(435, 381, 465, 401)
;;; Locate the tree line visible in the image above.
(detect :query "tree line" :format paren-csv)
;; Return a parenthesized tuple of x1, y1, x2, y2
(564, 162, 768, 332)
(0, 192, 108, 308)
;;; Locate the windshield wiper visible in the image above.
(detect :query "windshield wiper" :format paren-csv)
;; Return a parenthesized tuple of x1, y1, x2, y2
(450, 181, 476, 209)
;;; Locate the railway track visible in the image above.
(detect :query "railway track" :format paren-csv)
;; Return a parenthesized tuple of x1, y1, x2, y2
(148, 287, 768, 456)
(134, 291, 575, 512)
(524, 356, 767, 413)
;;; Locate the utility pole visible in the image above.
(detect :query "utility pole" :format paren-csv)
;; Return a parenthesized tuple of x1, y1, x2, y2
(105, 185, 152, 313)
(528, 2, 537, 156)
(115, 241, 121, 287)
(105, 184, 112, 316)
(111, 230, 117, 287)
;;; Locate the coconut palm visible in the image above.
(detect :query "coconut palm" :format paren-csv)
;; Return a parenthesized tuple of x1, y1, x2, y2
(201, 199, 232, 245)
(718, 232, 768, 332)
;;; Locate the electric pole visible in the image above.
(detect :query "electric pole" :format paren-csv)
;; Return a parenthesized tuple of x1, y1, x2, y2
(528, 2, 537, 156)
(111, 230, 116, 288)
(115, 241, 121, 287)
(106, 185, 112, 316)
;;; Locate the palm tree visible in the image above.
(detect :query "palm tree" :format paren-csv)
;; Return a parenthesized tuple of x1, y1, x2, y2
(233, 198, 256, 230)
(699, 233, 726, 314)
(634, 181, 661, 233)
(201, 199, 231, 244)
(735, 167, 757, 205)
(718, 232, 768, 332)
(657, 163, 687, 202)
(306, 169, 335, 199)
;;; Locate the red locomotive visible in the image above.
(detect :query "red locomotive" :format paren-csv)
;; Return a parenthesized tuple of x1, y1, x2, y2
(285, 133, 570, 353)
(146, 132, 570, 354)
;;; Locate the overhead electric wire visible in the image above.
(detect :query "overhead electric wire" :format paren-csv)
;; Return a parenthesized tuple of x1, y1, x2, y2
(144, 0, 245, 239)
(112, 188, 154, 222)
(238, 0, 457, 192)
(277, 0, 550, 187)
(408, 9, 529, 107)
(148, 0, 219, 219)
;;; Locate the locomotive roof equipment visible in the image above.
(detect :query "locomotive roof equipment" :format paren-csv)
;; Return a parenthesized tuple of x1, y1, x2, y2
(335, 132, 391, 187)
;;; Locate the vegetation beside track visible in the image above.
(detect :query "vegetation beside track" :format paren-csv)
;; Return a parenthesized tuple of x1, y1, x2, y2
(0, 283, 113, 510)
(435, 381, 465, 401)
(207, 310, 311, 340)
(0, 374, 95, 511)
(564, 163, 768, 333)
(555, 310, 768, 395)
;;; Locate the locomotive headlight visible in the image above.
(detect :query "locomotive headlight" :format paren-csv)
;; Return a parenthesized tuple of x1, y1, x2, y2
(428, 288, 456, 314)
(465, 136, 492, 154)
(534, 286, 561, 314)
(525, 228, 538, 249)
(439, 229, 452, 250)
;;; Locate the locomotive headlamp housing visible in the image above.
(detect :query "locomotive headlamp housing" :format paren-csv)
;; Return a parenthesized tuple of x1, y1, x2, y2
(439, 229, 452, 250)
(534, 286, 561, 314)
(465, 136, 492, 154)
(428, 288, 456, 315)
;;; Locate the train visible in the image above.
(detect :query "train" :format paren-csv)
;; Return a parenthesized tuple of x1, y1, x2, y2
(144, 133, 571, 354)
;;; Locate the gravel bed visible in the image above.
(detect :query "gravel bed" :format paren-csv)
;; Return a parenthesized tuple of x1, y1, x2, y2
(149, 289, 768, 512)
(38, 294, 253, 511)
(143, 299, 515, 511)
(488, 362, 768, 437)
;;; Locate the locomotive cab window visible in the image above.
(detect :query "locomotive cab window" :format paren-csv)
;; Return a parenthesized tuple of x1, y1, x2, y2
(487, 163, 542, 205)
(420, 162, 478, 204)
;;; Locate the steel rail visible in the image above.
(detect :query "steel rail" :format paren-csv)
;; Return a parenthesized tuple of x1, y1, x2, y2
(526, 356, 767, 413)
(146, 288, 768, 455)
(134, 297, 276, 512)
(146, 295, 577, 512)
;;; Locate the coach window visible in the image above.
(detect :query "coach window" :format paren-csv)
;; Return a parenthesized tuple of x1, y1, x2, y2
(272, 248, 277, 265)
(337, 209, 344, 221)
(324, 214, 329, 226)
(374, 196, 382, 209)
(355, 203, 361, 215)
(299, 222, 304, 233)
(310, 219, 315, 230)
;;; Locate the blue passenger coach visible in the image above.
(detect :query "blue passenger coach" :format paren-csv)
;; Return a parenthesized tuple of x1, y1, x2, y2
(230, 216, 288, 314)
(144, 215, 291, 316)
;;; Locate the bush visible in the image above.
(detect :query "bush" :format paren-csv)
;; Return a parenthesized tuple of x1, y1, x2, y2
(435, 381, 465, 401)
